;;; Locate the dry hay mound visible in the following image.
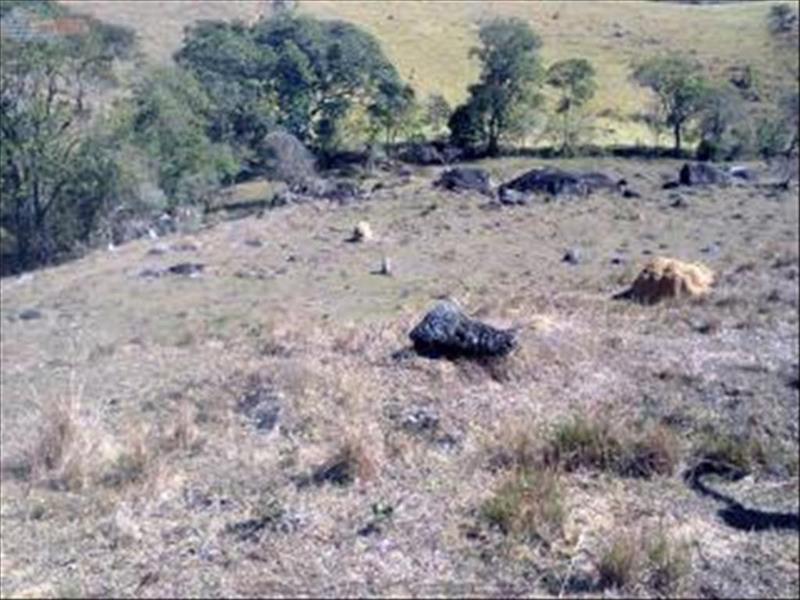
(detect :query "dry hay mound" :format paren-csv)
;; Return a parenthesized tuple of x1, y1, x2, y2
(622, 257, 715, 305)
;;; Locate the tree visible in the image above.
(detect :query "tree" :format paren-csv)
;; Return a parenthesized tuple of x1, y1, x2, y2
(127, 67, 238, 208)
(367, 80, 417, 149)
(546, 58, 597, 155)
(768, 4, 798, 35)
(0, 10, 136, 273)
(255, 15, 407, 157)
(448, 99, 488, 153)
(633, 55, 710, 156)
(175, 20, 276, 151)
(696, 84, 749, 160)
(452, 18, 543, 156)
(178, 15, 408, 159)
(424, 94, 452, 135)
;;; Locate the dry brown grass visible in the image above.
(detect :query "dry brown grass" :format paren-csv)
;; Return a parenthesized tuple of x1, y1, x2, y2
(481, 467, 565, 546)
(0, 158, 796, 597)
(597, 526, 691, 594)
(624, 257, 715, 305)
(540, 416, 680, 478)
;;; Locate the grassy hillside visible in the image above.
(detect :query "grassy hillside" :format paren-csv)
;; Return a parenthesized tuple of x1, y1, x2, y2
(1, 157, 798, 597)
(60, 0, 793, 145)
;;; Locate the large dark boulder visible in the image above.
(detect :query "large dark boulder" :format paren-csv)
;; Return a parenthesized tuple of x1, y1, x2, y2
(679, 162, 729, 186)
(409, 301, 517, 359)
(256, 130, 316, 185)
(728, 165, 758, 182)
(399, 143, 444, 165)
(433, 168, 492, 196)
(579, 171, 620, 191)
(499, 168, 590, 199)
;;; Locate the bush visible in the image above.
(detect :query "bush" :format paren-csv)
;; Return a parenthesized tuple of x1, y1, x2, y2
(542, 417, 678, 478)
(690, 430, 767, 477)
(598, 532, 639, 590)
(598, 528, 690, 594)
(482, 468, 564, 545)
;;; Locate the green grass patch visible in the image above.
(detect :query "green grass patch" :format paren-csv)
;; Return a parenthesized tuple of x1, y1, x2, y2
(542, 417, 679, 478)
(481, 467, 565, 545)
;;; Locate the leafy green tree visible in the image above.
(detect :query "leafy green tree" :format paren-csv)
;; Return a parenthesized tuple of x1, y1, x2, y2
(696, 83, 750, 160)
(448, 99, 488, 152)
(175, 20, 275, 151)
(424, 93, 452, 135)
(368, 80, 417, 148)
(633, 55, 710, 156)
(546, 58, 597, 155)
(0, 11, 136, 273)
(456, 18, 543, 156)
(768, 4, 798, 35)
(126, 67, 238, 208)
(178, 15, 408, 159)
(254, 15, 407, 157)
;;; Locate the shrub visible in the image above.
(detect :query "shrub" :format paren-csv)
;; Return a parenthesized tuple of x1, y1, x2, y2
(543, 417, 678, 478)
(481, 468, 564, 545)
(690, 430, 767, 477)
(598, 528, 690, 593)
(646, 528, 691, 595)
(598, 531, 640, 590)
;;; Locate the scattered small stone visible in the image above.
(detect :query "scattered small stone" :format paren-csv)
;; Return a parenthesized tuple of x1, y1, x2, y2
(691, 318, 722, 335)
(379, 256, 392, 276)
(167, 263, 205, 277)
(401, 407, 440, 434)
(18, 308, 43, 320)
(147, 245, 169, 256)
(670, 196, 689, 209)
(236, 382, 281, 433)
(350, 221, 374, 243)
(172, 242, 199, 252)
(311, 457, 354, 487)
(622, 188, 641, 198)
(357, 503, 394, 536)
(244, 239, 263, 248)
(662, 181, 680, 190)
(729, 165, 757, 182)
(563, 247, 583, 265)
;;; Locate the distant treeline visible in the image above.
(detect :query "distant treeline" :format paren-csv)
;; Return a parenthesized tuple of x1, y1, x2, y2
(1, 0, 797, 275)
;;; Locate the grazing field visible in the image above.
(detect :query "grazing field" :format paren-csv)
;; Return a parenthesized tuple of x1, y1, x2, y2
(1, 157, 798, 597)
(60, 0, 793, 145)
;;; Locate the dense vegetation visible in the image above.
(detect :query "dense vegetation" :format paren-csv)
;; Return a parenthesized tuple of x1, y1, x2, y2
(0, 0, 798, 275)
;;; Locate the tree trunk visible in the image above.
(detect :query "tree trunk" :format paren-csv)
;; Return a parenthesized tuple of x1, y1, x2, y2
(487, 134, 499, 157)
(673, 122, 682, 157)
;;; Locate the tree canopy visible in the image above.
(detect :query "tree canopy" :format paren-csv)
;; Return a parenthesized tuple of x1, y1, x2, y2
(633, 55, 710, 156)
(546, 58, 597, 155)
(177, 14, 408, 160)
(449, 18, 543, 156)
(0, 8, 136, 273)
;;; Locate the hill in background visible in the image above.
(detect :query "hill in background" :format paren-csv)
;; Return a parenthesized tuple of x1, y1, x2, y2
(60, 0, 793, 146)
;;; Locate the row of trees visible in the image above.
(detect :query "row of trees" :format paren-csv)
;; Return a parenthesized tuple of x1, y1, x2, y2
(448, 11, 798, 159)
(1, 1, 798, 275)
